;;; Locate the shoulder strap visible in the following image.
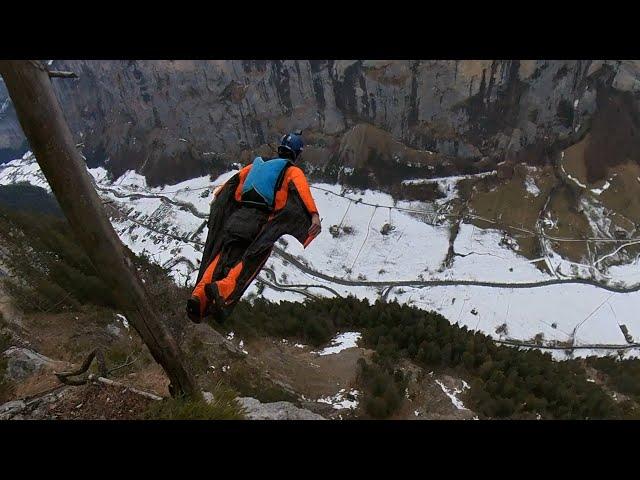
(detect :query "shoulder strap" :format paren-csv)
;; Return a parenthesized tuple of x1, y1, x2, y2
(274, 159, 294, 192)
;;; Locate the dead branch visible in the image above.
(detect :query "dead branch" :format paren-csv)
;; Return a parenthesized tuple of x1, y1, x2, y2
(55, 348, 108, 385)
(87, 375, 163, 401)
(107, 355, 138, 375)
(47, 70, 78, 79)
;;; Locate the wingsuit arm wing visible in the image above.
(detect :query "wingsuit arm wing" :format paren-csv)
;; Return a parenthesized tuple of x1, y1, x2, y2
(289, 167, 319, 216)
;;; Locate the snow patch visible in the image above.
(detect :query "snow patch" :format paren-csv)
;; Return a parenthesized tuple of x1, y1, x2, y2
(115, 314, 130, 331)
(435, 379, 469, 410)
(317, 388, 360, 410)
(524, 176, 541, 196)
(315, 332, 361, 356)
(561, 163, 587, 189)
(591, 181, 611, 196)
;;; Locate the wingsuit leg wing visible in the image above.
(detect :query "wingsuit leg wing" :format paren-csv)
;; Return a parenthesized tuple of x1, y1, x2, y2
(187, 175, 240, 322)
(196, 175, 241, 283)
(187, 182, 316, 323)
(214, 187, 314, 312)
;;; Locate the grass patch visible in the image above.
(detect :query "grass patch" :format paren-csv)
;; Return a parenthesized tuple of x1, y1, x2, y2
(222, 363, 298, 404)
(143, 382, 245, 420)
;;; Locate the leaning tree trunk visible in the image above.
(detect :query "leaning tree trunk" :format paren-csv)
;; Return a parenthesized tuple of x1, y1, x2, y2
(0, 60, 200, 399)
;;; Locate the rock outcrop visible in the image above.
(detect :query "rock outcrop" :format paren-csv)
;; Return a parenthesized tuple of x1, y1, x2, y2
(237, 396, 326, 420)
(2, 347, 65, 381)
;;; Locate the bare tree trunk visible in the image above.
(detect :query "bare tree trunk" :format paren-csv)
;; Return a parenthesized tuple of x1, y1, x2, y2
(0, 60, 200, 400)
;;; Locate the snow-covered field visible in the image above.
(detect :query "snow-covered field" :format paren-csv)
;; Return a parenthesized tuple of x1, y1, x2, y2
(2, 152, 640, 359)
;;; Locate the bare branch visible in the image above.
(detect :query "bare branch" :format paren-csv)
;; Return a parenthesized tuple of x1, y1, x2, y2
(55, 348, 108, 385)
(88, 375, 163, 401)
(47, 70, 78, 79)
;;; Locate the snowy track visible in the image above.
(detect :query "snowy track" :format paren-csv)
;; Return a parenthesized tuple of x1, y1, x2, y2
(273, 247, 640, 294)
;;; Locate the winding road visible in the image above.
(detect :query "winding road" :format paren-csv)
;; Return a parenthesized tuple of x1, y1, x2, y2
(101, 185, 640, 295)
(98, 185, 640, 353)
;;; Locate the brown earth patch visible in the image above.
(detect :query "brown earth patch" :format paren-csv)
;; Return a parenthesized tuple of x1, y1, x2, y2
(467, 163, 556, 259)
(244, 337, 372, 401)
(391, 360, 476, 420)
(562, 133, 590, 185)
(599, 162, 640, 226)
(42, 382, 153, 420)
(544, 187, 592, 263)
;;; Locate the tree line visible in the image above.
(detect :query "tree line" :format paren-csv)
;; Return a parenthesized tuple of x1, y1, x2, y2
(227, 296, 639, 419)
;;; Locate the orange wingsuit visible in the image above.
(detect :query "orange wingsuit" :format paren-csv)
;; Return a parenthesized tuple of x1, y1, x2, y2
(188, 160, 319, 323)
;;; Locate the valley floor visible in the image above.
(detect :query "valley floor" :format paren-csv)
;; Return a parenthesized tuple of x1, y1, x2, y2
(2, 153, 640, 359)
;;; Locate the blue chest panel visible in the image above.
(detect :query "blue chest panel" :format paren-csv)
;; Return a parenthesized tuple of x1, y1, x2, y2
(241, 157, 291, 208)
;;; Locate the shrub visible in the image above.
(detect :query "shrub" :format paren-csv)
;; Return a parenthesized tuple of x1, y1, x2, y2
(225, 297, 624, 419)
(144, 382, 245, 420)
(357, 358, 407, 419)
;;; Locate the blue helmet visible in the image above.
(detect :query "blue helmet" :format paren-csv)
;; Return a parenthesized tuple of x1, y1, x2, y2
(278, 132, 304, 161)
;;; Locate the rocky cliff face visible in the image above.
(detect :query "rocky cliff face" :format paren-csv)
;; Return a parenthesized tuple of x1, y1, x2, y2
(1, 60, 639, 186)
